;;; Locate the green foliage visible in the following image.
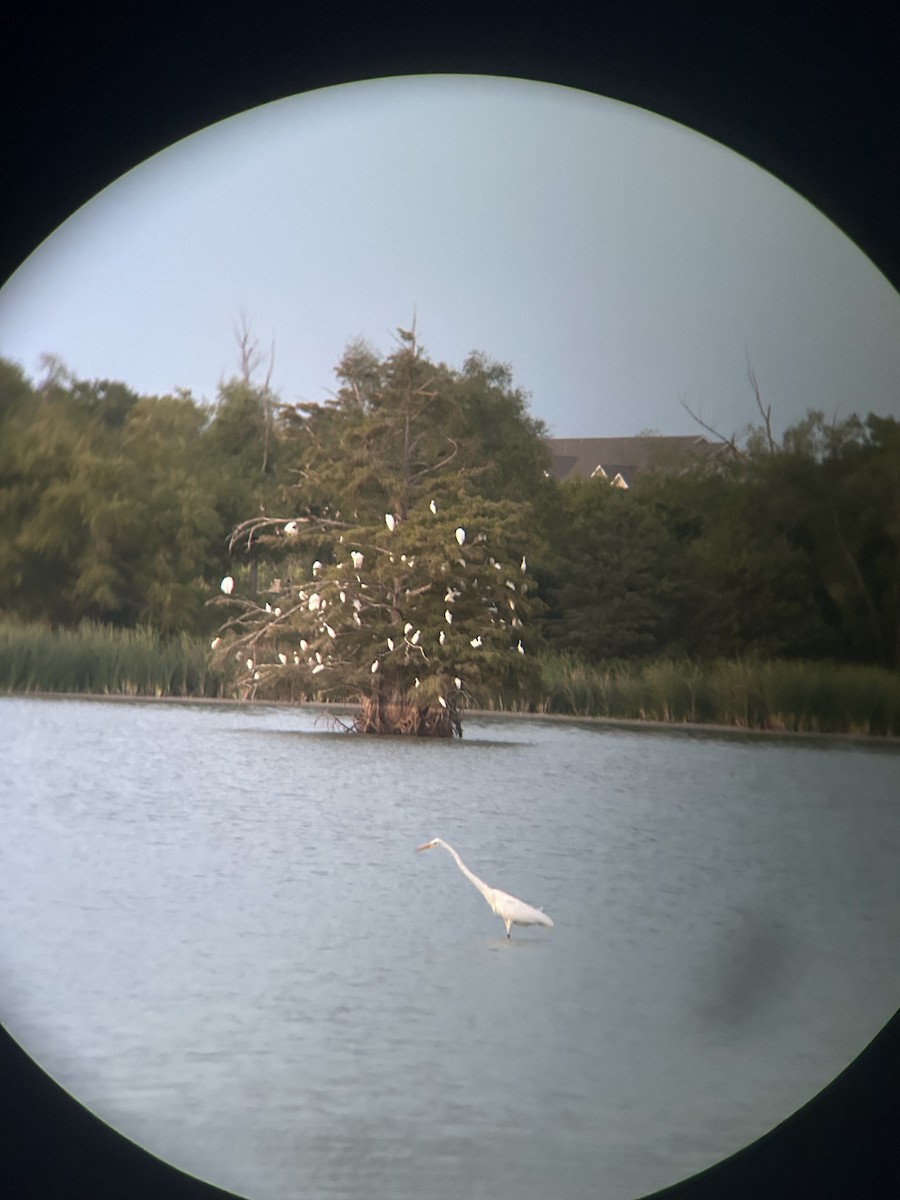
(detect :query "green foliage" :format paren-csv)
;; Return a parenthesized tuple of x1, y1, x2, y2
(212, 493, 543, 721)
(278, 328, 551, 521)
(530, 650, 900, 736)
(541, 477, 684, 659)
(209, 329, 551, 730)
(0, 355, 287, 636)
(0, 619, 233, 697)
(3, 329, 899, 726)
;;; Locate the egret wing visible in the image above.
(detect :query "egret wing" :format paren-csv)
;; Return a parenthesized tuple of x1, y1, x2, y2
(493, 889, 554, 928)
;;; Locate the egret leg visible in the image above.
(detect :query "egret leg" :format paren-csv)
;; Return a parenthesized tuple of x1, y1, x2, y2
(505, 919, 512, 938)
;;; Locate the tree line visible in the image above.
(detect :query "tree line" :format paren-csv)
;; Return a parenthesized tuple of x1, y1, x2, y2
(1, 333, 898, 679)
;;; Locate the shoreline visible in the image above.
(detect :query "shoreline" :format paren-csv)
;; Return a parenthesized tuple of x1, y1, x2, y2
(5, 690, 899, 747)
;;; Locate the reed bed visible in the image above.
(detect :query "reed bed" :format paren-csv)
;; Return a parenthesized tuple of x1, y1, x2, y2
(0, 620, 233, 698)
(482, 651, 900, 737)
(3, 620, 898, 736)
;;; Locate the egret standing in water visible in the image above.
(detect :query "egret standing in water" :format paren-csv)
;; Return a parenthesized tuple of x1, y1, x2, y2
(416, 838, 553, 938)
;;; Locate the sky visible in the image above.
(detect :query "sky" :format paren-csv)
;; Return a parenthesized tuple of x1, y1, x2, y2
(1, 73, 898, 440)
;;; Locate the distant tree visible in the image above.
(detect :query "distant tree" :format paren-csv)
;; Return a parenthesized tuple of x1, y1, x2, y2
(541, 477, 684, 661)
(213, 497, 542, 734)
(210, 327, 548, 733)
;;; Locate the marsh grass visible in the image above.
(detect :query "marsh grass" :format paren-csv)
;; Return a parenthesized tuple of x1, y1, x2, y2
(4, 621, 898, 735)
(0, 620, 233, 698)
(480, 651, 900, 737)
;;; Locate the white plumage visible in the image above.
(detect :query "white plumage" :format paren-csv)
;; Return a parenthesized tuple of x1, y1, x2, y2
(416, 838, 553, 938)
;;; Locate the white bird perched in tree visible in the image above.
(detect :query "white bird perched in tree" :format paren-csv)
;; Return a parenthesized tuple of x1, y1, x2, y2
(517, 641, 525, 654)
(470, 636, 483, 648)
(351, 550, 364, 570)
(429, 499, 437, 514)
(416, 838, 553, 938)
(220, 576, 234, 595)
(455, 527, 466, 546)
(278, 652, 287, 664)
(521, 556, 527, 573)
(385, 513, 396, 531)
(284, 521, 298, 535)
(445, 610, 453, 624)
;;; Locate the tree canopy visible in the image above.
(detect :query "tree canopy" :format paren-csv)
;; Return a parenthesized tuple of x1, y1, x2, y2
(1, 331, 897, 714)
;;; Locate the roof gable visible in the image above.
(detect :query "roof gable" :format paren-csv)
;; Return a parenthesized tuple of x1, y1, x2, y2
(545, 435, 718, 481)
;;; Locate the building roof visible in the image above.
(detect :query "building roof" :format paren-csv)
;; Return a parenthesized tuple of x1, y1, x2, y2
(544, 435, 720, 483)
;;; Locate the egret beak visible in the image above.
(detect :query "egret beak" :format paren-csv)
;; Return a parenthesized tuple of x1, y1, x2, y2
(415, 841, 434, 852)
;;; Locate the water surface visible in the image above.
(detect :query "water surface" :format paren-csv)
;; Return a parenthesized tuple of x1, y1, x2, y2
(2, 696, 899, 1199)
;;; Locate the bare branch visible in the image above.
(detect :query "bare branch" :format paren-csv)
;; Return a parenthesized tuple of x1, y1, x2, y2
(226, 514, 349, 553)
(746, 359, 776, 454)
(679, 397, 745, 460)
(408, 438, 460, 485)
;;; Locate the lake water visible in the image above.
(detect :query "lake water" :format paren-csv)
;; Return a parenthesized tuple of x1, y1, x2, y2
(2, 695, 899, 1199)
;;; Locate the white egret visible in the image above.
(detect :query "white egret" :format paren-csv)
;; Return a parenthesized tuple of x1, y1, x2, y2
(410, 629, 421, 645)
(416, 838, 553, 938)
(455, 527, 466, 546)
(312, 560, 323, 576)
(470, 636, 483, 648)
(445, 610, 453, 624)
(429, 499, 437, 514)
(278, 652, 287, 665)
(210, 636, 221, 649)
(521, 556, 527, 573)
(439, 630, 446, 645)
(385, 513, 396, 531)
(284, 520, 298, 535)
(517, 641, 525, 654)
(245, 658, 254, 670)
(220, 576, 234, 595)
(324, 624, 336, 639)
(351, 550, 364, 570)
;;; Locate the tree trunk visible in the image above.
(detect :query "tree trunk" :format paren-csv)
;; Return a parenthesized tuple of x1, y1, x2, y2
(354, 693, 462, 737)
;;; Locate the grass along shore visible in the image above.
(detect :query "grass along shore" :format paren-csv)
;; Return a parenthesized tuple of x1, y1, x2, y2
(2, 621, 899, 737)
(0, 619, 234, 699)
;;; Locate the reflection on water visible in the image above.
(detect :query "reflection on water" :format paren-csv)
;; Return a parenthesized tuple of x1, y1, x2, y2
(2, 696, 899, 1200)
